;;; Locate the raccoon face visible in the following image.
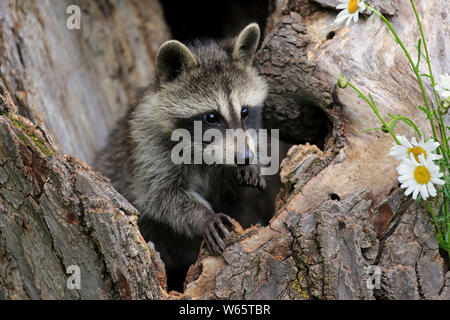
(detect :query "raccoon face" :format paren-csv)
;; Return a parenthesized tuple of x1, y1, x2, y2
(154, 23, 267, 167)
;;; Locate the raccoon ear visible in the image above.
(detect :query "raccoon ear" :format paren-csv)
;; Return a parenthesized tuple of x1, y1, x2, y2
(156, 40, 197, 82)
(232, 23, 260, 66)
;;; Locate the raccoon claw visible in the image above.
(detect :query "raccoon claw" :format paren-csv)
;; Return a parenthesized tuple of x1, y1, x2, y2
(237, 165, 266, 191)
(203, 213, 233, 255)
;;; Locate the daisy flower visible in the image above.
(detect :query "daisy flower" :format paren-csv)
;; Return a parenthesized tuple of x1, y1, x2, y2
(435, 74, 450, 100)
(390, 135, 442, 162)
(335, 0, 366, 27)
(397, 154, 444, 200)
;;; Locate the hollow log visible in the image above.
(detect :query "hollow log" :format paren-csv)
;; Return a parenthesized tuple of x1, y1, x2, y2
(0, 0, 449, 300)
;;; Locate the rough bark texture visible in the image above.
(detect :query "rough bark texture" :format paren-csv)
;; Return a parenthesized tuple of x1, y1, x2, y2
(0, 0, 169, 299)
(0, 0, 449, 300)
(0, 108, 167, 299)
(0, 0, 170, 163)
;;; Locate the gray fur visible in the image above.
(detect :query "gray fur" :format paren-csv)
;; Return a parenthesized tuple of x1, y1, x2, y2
(156, 40, 198, 82)
(94, 24, 271, 287)
(232, 23, 260, 65)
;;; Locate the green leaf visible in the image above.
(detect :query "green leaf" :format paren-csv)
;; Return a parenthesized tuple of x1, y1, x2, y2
(385, 115, 423, 138)
(368, 93, 376, 107)
(415, 39, 422, 69)
(416, 105, 430, 116)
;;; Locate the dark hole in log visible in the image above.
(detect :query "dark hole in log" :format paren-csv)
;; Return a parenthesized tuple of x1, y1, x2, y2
(265, 104, 332, 150)
(326, 31, 335, 40)
(160, 0, 270, 41)
(330, 193, 341, 201)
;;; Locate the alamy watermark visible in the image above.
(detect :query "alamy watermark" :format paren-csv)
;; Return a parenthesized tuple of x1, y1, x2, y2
(366, 265, 381, 290)
(66, 5, 81, 30)
(170, 122, 280, 175)
(66, 265, 81, 290)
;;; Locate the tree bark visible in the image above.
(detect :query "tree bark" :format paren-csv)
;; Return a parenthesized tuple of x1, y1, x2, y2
(0, 0, 169, 299)
(0, 0, 170, 163)
(0, 110, 167, 299)
(0, 0, 449, 300)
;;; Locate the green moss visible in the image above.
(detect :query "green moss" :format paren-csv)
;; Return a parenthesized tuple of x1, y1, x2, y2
(7, 114, 53, 157)
(16, 132, 32, 147)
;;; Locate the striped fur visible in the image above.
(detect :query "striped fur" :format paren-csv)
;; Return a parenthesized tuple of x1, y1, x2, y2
(94, 24, 270, 286)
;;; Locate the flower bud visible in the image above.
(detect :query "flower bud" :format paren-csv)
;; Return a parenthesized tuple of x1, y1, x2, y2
(439, 98, 450, 115)
(337, 75, 349, 88)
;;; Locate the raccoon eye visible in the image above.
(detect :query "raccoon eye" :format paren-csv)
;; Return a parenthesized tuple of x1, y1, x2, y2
(241, 107, 249, 119)
(204, 112, 219, 125)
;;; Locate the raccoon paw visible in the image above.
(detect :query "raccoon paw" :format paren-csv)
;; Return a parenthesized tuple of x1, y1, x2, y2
(237, 165, 266, 191)
(203, 213, 233, 256)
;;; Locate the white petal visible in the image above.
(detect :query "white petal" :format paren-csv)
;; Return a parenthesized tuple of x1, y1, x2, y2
(336, 4, 348, 9)
(390, 151, 408, 160)
(418, 153, 426, 164)
(358, 0, 366, 10)
(397, 167, 411, 176)
(430, 153, 443, 160)
(419, 184, 429, 200)
(337, 10, 349, 18)
(398, 175, 412, 183)
(390, 144, 407, 153)
(427, 182, 437, 197)
(431, 177, 445, 185)
(397, 163, 415, 175)
(397, 136, 412, 148)
(401, 179, 416, 188)
(335, 14, 349, 25)
(345, 16, 352, 27)
(412, 187, 420, 199)
(353, 12, 359, 23)
(404, 158, 418, 168)
(424, 139, 439, 151)
(405, 185, 415, 196)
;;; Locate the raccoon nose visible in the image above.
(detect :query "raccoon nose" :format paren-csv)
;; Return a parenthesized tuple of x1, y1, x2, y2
(235, 150, 254, 166)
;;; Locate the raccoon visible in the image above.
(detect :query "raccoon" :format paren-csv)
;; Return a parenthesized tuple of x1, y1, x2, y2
(95, 23, 272, 288)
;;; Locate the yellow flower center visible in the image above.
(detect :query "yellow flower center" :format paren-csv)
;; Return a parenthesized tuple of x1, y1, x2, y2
(414, 166, 431, 185)
(408, 146, 427, 162)
(348, 0, 359, 14)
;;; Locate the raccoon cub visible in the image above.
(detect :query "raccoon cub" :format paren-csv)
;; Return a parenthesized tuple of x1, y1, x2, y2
(95, 23, 271, 287)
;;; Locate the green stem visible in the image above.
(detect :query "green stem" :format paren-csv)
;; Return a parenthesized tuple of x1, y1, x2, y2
(347, 81, 399, 144)
(409, 0, 449, 164)
(427, 199, 445, 244)
(410, 0, 450, 260)
(445, 196, 449, 246)
(365, 4, 441, 151)
(387, 116, 422, 138)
